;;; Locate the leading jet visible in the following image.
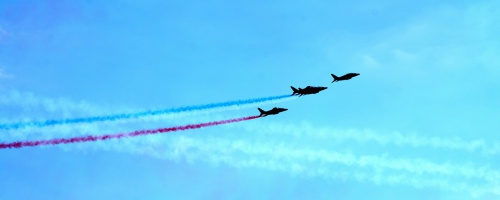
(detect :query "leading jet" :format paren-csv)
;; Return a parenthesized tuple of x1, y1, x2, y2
(258, 107, 288, 117)
(331, 73, 360, 82)
(291, 86, 327, 96)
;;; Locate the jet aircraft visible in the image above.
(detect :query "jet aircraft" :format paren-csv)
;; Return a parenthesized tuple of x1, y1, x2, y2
(331, 73, 360, 82)
(258, 107, 288, 117)
(291, 86, 327, 96)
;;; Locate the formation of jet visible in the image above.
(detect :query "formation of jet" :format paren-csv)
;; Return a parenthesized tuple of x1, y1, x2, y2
(257, 71, 359, 117)
(291, 86, 327, 96)
(331, 73, 360, 83)
(258, 107, 288, 117)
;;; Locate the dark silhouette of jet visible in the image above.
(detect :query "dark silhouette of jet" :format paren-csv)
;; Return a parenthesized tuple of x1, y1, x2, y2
(291, 86, 327, 96)
(258, 107, 288, 117)
(331, 73, 360, 82)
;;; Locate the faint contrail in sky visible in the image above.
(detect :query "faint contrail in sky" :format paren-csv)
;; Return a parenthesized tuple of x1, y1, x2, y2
(0, 94, 290, 130)
(6, 90, 496, 156)
(126, 136, 499, 197)
(0, 116, 259, 149)
(3, 91, 497, 197)
(246, 122, 500, 156)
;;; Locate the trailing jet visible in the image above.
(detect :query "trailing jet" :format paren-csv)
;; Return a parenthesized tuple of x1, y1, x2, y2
(331, 73, 360, 82)
(258, 107, 288, 117)
(291, 86, 327, 96)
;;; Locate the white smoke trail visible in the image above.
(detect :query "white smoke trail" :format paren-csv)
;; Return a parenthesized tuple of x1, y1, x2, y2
(101, 135, 499, 197)
(244, 122, 500, 156)
(4, 91, 498, 157)
(3, 91, 500, 198)
(0, 90, 295, 128)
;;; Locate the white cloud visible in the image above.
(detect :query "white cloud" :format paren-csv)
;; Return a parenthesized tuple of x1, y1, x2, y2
(361, 55, 381, 68)
(0, 67, 14, 79)
(354, 1, 500, 76)
(0, 25, 10, 41)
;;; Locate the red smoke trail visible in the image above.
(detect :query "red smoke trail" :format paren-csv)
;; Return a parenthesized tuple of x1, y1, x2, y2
(0, 116, 260, 149)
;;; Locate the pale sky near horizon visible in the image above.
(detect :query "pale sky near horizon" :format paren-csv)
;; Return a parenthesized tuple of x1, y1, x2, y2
(1, 1, 499, 199)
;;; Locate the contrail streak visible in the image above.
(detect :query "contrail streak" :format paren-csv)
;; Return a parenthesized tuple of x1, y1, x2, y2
(246, 122, 500, 156)
(127, 136, 499, 197)
(0, 116, 259, 149)
(0, 94, 289, 130)
(5, 91, 497, 157)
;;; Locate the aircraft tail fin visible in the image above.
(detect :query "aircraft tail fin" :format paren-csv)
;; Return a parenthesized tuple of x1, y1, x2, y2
(291, 86, 299, 95)
(331, 74, 339, 82)
(258, 108, 265, 117)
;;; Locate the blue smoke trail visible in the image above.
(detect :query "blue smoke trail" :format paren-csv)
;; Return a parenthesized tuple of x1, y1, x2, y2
(0, 94, 291, 130)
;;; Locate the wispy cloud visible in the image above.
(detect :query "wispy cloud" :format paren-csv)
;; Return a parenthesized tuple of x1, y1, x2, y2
(347, 1, 500, 84)
(0, 67, 14, 79)
(0, 26, 10, 41)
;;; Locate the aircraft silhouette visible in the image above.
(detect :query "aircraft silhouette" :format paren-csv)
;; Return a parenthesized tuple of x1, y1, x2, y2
(331, 73, 360, 82)
(291, 86, 328, 96)
(258, 107, 288, 117)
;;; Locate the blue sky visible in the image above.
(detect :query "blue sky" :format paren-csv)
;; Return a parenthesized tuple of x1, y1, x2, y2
(1, 0, 499, 199)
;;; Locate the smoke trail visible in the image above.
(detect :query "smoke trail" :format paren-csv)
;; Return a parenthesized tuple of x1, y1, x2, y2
(0, 116, 259, 149)
(245, 122, 500, 156)
(5, 90, 498, 157)
(129, 136, 499, 197)
(0, 94, 289, 130)
(172, 137, 500, 183)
